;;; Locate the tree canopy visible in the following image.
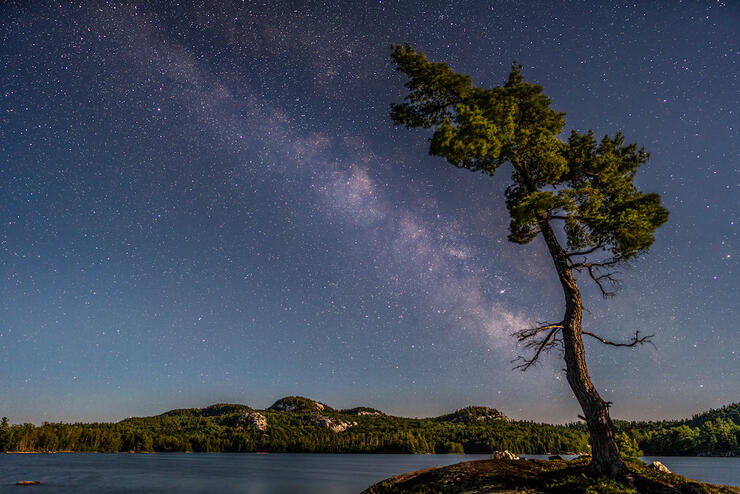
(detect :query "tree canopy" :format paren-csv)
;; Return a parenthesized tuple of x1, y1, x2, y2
(390, 44, 668, 270)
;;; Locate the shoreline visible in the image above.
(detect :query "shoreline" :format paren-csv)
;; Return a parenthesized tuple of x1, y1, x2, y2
(3, 451, 738, 458)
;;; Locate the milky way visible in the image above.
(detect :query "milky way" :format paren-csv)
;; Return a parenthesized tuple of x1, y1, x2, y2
(0, 1, 737, 424)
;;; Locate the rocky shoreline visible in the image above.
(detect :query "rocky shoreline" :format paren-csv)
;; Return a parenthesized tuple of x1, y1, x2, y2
(361, 457, 740, 494)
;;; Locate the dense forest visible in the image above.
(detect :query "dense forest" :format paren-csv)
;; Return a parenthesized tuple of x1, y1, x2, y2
(1, 397, 737, 457)
(613, 403, 740, 456)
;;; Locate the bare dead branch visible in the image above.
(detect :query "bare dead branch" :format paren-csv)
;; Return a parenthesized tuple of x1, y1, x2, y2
(570, 260, 622, 297)
(513, 322, 564, 342)
(513, 323, 563, 371)
(592, 268, 619, 296)
(582, 330, 655, 348)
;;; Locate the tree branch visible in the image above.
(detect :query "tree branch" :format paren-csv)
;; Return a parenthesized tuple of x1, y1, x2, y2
(589, 266, 617, 296)
(514, 322, 563, 342)
(512, 322, 563, 371)
(570, 260, 622, 297)
(566, 244, 605, 258)
(548, 214, 588, 222)
(582, 330, 655, 348)
(570, 258, 621, 270)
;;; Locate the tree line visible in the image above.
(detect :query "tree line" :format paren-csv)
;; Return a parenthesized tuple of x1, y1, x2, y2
(0, 413, 587, 454)
(1, 402, 736, 456)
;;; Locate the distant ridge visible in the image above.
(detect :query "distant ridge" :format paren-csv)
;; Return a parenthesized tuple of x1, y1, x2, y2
(152, 398, 739, 427)
(156, 397, 508, 422)
(2, 399, 737, 456)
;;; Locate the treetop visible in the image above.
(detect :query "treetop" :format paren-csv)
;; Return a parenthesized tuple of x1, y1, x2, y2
(390, 44, 668, 264)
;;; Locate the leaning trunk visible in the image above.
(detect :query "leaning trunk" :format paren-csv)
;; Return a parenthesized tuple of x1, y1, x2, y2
(538, 219, 627, 476)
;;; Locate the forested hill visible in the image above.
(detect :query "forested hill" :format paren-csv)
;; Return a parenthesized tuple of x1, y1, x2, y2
(614, 402, 740, 456)
(1, 398, 737, 456)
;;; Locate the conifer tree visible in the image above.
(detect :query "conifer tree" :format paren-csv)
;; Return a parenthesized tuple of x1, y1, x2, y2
(389, 44, 668, 476)
(0, 417, 10, 451)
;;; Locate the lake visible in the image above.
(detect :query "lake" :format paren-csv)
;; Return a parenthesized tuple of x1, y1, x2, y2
(1, 453, 738, 493)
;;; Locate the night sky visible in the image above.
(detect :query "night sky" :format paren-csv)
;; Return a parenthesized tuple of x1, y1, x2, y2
(1, 1, 737, 425)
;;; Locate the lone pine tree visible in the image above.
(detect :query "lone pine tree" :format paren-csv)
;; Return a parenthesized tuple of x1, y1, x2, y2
(390, 44, 668, 476)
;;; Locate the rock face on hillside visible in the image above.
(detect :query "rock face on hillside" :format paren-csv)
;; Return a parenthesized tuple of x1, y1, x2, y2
(306, 415, 357, 433)
(437, 406, 509, 423)
(269, 396, 332, 413)
(238, 412, 268, 432)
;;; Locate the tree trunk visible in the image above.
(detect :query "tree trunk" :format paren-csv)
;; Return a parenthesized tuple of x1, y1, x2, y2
(538, 218, 627, 477)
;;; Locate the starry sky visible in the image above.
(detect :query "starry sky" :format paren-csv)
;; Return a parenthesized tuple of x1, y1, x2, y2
(1, 1, 737, 425)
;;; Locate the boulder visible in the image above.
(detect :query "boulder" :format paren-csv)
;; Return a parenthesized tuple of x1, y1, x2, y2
(648, 460, 671, 473)
(548, 455, 564, 461)
(491, 450, 519, 460)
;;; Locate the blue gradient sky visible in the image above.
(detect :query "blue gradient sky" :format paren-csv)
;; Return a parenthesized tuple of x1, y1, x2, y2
(1, 1, 737, 424)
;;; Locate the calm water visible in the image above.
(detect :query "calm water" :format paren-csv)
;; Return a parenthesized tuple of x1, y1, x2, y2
(1, 453, 738, 493)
